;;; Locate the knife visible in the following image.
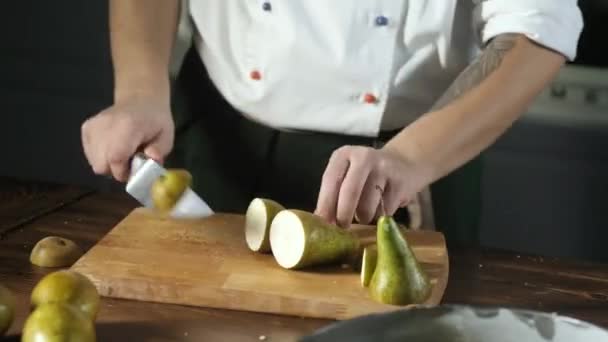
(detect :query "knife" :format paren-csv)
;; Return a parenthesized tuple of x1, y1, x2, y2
(125, 153, 214, 219)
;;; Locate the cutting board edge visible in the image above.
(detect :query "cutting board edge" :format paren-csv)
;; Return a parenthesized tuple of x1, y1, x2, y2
(70, 268, 445, 321)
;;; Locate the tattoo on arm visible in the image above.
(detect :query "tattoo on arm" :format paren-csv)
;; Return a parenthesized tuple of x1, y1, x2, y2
(410, 34, 518, 230)
(430, 33, 519, 111)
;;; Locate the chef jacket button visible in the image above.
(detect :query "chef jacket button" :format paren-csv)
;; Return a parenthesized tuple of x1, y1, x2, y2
(375, 15, 389, 26)
(363, 93, 378, 104)
(262, 2, 272, 11)
(250, 70, 262, 80)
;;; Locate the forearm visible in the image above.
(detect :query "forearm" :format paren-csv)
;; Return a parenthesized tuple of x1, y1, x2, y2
(384, 34, 566, 186)
(110, 0, 180, 102)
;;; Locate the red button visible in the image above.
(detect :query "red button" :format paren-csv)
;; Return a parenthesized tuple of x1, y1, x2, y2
(250, 70, 262, 80)
(363, 93, 377, 104)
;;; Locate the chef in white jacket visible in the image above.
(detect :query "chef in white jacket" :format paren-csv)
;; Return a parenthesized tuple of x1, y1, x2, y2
(82, 1, 583, 246)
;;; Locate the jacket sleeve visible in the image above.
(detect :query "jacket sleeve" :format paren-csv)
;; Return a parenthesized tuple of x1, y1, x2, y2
(472, 0, 584, 61)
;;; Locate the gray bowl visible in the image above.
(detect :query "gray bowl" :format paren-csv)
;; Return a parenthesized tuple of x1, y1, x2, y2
(300, 305, 608, 342)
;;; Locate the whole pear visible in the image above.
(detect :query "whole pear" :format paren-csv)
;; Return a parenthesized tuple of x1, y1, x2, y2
(368, 215, 431, 305)
(31, 270, 100, 320)
(21, 303, 95, 342)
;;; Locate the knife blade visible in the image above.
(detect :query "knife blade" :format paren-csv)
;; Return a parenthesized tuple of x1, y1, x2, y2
(125, 153, 214, 219)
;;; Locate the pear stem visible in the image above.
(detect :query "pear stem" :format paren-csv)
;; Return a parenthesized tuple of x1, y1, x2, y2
(376, 185, 386, 217)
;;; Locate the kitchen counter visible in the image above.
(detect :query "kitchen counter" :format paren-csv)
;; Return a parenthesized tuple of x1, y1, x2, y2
(1, 177, 607, 341)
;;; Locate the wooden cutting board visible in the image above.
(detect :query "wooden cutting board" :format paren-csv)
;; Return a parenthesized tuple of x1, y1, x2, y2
(71, 208, 449, 320)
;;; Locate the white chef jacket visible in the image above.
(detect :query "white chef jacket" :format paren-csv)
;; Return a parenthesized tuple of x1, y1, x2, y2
(173, 0, 583, 137)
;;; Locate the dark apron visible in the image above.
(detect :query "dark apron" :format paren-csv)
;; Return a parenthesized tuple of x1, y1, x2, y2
(166, 48, 483, 248)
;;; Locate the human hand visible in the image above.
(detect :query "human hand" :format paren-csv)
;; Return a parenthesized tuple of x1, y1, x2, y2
(81, 94, 174, 182)
(314, 145, 429, 228)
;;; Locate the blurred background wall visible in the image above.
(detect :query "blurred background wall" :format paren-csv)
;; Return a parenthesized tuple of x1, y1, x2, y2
(0, 1, 114, 191)
(1, 1, 607, 261)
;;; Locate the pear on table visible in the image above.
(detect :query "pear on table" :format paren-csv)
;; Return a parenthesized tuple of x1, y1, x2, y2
(20, 270, 99, 341)
(21, 302, 95, 342)
(31, 270, 100, 321)
(30, 236, 83, 268)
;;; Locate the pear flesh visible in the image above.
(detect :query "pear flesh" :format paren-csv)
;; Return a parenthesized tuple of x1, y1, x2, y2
(269, 210, 360, 269)
(368, 215, 431, 305)
(245, 198, 285, 253)
(360, 244, 377, 287)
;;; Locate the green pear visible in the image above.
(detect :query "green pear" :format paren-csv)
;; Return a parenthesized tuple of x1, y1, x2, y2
(0, 284, 15, 336)
(151, 169, 192, 213)
(31, 270, 100, 321)
(30, 236, 83, 268)
(245, 198, 285, 253)
(21, 303, 95, 342)
(269, 209, 360, 269)
(368, 215, 431, 305)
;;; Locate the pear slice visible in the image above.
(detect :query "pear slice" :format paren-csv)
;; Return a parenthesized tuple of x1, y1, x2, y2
(245, 198, 285, 253)
(368, 215, 431, 305)
(360, 244, 377, 287)
(30, 236, 83, 268)
(269, 209, 360, 269)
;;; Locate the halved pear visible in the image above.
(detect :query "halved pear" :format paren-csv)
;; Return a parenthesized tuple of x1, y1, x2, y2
(269, 209, 360, 269)
(245, 198, 285, 253)
(360, 244, 377, 287)
(30, 236, 83, 268)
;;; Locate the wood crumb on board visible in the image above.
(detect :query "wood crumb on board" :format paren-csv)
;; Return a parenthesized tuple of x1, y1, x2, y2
(184, 332, 189, 337)
(259, 335, 267, 341)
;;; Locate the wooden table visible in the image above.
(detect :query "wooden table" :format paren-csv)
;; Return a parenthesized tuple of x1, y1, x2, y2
(1, 178, 607, 341)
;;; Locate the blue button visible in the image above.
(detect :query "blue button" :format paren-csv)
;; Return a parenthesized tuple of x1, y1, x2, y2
(375, 15, 388, 26)
(262, 2, 272, 11)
